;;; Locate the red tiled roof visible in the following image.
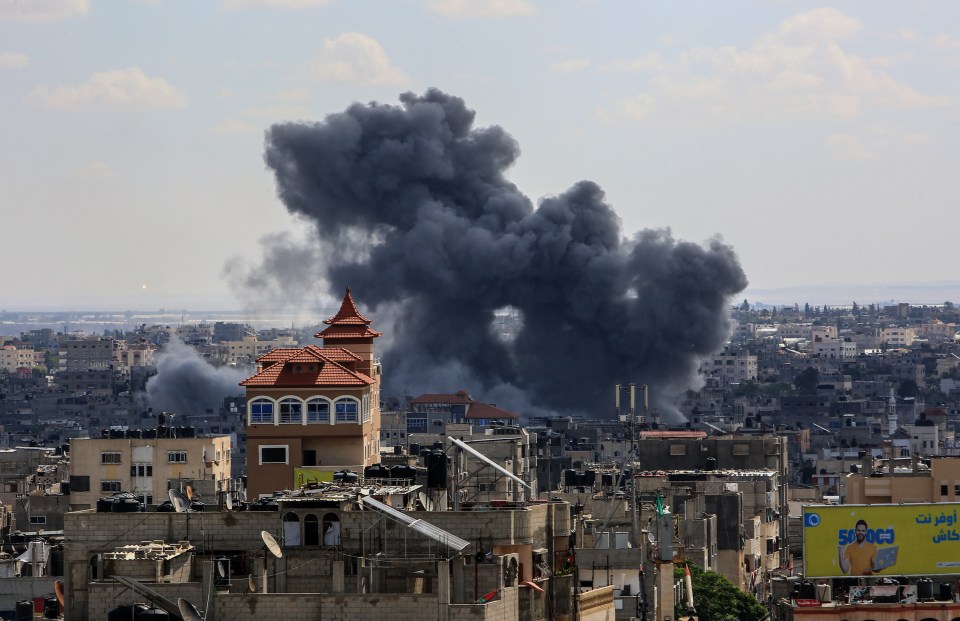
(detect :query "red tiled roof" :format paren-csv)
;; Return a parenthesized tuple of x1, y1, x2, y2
(411, 390, 473, 405)
(241, 346, 374, 388)
(463, 401, 519, 420)
(324, 287, 372, 325)
(315, 288, 382, 339)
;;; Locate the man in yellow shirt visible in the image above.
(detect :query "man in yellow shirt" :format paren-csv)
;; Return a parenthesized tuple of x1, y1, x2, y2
(839, 519, 877, 575)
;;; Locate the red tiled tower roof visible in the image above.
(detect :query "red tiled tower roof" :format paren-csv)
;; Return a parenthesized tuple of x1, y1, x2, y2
(316, 288, 382, 340)
(239, 345, 374, 388)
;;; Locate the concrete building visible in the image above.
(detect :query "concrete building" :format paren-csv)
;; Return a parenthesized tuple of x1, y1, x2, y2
(68, 433, 232, 510)
(241, 289, 383, 498)
(811, 338, 857, 360)
(846, 457, 960, 504)
(0, 346, 42, 372)
(703, 346, 758, 384)
(60, 336, 118, 371)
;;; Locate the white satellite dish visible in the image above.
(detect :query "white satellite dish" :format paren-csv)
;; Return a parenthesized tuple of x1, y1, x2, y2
(169, 489, 190, 513)
(418, 492, 432, 511)
(216, 560, 227, 579)
(225, 494, 234, 511)
(247, 574, 258, 593)
(177, 598, 203, 621)
(261, 530, 282, 558)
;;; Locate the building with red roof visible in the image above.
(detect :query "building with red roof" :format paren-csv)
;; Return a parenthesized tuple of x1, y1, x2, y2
(241, 288, 383, 497)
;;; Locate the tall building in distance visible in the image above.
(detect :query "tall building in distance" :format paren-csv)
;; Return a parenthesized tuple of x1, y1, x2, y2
(241, 288, 383, 498)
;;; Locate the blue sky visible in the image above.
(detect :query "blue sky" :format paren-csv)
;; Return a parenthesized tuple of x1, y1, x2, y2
(3, 0, 959, 311)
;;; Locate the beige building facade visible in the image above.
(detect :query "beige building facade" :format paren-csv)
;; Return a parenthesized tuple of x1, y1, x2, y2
(68, 435, 232, 510)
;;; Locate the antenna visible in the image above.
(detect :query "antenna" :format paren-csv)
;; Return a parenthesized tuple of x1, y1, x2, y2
(169, 489, 190, 513)
(261, 531, 282, 558)
(178, 598, 204, 621)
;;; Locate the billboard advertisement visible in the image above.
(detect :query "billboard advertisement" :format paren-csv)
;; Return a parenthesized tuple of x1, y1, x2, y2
(803, 503, 960, 577)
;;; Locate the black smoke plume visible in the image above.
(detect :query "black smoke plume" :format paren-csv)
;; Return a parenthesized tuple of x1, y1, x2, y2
(239, 89, 747, 419)
(145, 338, 249, 417)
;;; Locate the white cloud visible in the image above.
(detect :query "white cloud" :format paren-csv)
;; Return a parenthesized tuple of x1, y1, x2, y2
(222, 0, 333, 9)
(32, 67, 187, 109)
(0, 51, 29, 68)
(0, 0, 88, 22)
(597, 7, 947, 129)
(778, 7, 863, 41)
(300, 32, 409, 86)
(213, 118, 257, 135)
(826, 133, 878, 160)
(549, 58, 590, 73)
(930, 34, 960, 53)
(424, 0, 535, 18)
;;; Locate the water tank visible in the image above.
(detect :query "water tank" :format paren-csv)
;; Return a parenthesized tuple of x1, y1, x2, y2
(135, 608, 170, 621)
(601, 473, 613, 486)
(189, 502, 205, 512)
(108, 604, 150, 621)
(409, 443, 420, 456)
(583, 470, 596, 486)
(43, 597, 59, 619)
(564, 470, 577, 487)
(704, 457, 717, 471)
(97, 497, 115, 512)
(575, 473, 586, 487)
(426, 451, 448, 489)
(393, 445, 403, 455)
(101, 428, 110, 438)
(16, 601, 34, 621)
(798, 581, 816, 600)
(815, 583, 832, 603)
(940, 582, 953, 602)
(392, 465, 416, 481)
(918, 578, 934, 601)
(432, 441, 444, 451)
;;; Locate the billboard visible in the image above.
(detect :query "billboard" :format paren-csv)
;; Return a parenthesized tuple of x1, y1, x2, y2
(803, 503, 960, 577)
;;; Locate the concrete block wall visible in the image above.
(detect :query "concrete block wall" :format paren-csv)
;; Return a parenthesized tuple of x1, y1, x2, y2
(214, 593, 440, 621)
(86, 582, 203, 621)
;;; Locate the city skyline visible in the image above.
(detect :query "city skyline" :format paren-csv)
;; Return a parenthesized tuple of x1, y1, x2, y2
(3, 1, 960, 311)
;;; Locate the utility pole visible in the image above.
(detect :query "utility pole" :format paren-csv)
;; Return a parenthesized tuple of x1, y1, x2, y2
(616, 383, 647, 548)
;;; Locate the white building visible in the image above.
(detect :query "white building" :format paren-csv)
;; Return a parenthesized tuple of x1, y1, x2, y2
(812, 338, 857, 360)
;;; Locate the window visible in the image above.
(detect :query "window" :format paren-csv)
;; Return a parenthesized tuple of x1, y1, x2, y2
(101, 452, 121, 464)
(279, 397, 302, 424)
(407, 417, 426, 431)
(335, 399, 358, 422)
(29, 516, 46, 525)
(101, 480, 122, 493)
(306, 399, 330, 423)
(260, 445, 288, 464)
(168, 451, 187, 464)
(249, 398, 274, 424)
(943, 484, 950, 496)
(131, 464, 153, 477)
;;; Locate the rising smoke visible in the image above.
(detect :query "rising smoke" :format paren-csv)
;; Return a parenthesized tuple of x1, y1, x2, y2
(145, 338, 249, 417)
(234, 89, 747, 419)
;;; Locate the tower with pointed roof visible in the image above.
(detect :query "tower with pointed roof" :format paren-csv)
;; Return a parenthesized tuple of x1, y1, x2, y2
(241, 288, 383, 498)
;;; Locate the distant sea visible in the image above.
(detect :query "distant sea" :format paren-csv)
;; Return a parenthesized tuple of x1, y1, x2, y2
(744, 281, 960, 308)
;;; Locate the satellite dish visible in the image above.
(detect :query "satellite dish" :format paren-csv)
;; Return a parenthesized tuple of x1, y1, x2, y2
(54, 580, 65, 607)
(646, 531, 656, 544)
(261, 530, 282, 558)
(225, 493, 234, 511)
(169, 489, 189, 513)
(247, 574, 257, 593)
(177, 598, 203, 621)
(216, 560, 227, 578)
(186, 485, 194, 501)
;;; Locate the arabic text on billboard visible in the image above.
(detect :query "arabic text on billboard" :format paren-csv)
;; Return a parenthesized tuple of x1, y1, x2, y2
(803, 503, 960, 578)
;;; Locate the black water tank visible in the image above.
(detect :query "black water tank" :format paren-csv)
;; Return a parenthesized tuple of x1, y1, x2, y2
(799, 581, 816, 600)
(363, 465, 381, 479)
(575, 473, 586, 487)
(432, 441, 444, 451)
(43, 597, 59, 619)
(918, 578, 934, 600)
(16, 601, 33, 621)
(409, 443, 420, 456)
(135, 608, 170, 621)
(564, 469, 577, 487)
(427, 451, 448, 488)
(601, 473, 613, 486)
(392, 465, 416, 481)
(583, 470, 596, 486)
(705, 457, 717, 471)
(97, 497, 115, 512)
(940, 582, 953, 601)
(394, 445, 403, 455)
(108, 604, 149, 621)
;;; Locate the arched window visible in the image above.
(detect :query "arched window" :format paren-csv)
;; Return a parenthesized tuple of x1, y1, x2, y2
(335, 398, 359, 423)
(279, 398, 302, 424)
(306, 398, 330, 423)
(283, 512, 301, 546)
(249, 398, 274, 424)
(322, 512, 341, 546)
(304, 514, 320, 546)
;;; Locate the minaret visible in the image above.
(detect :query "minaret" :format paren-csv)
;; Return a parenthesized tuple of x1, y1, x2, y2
(887, 387, 898, 436)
